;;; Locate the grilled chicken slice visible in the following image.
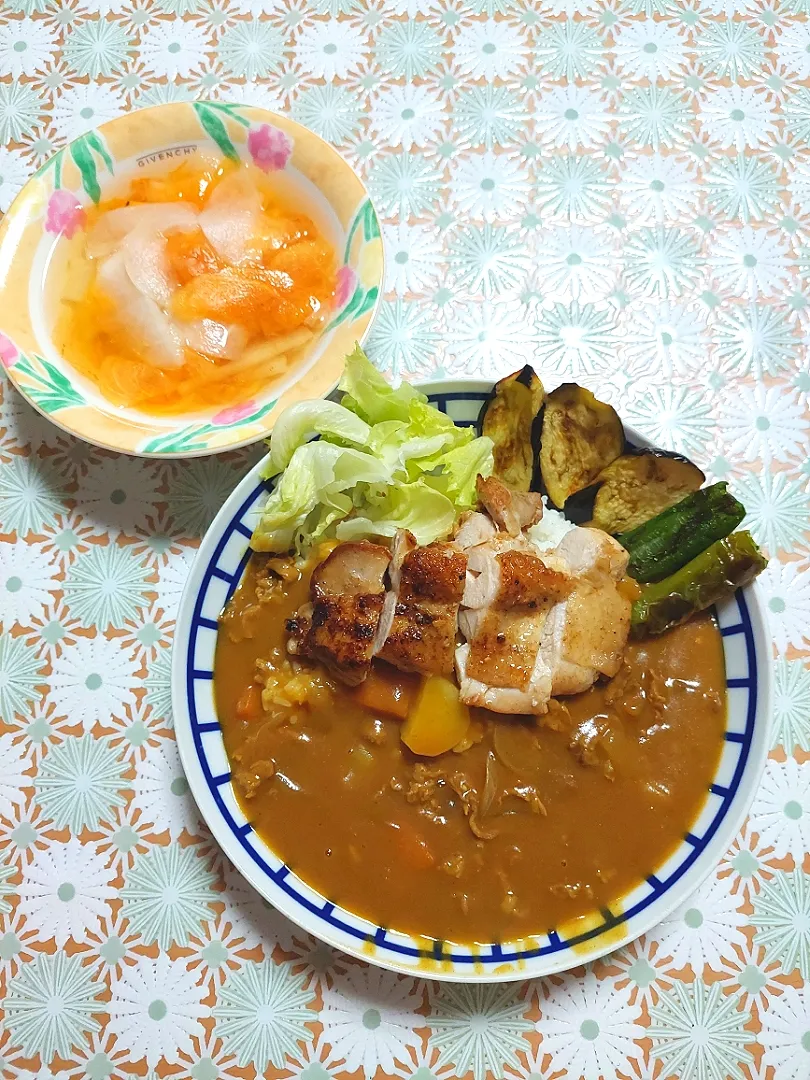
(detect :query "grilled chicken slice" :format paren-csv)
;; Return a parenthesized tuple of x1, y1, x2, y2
(286, 541, 391, 686)
(455, 640, 554, 714)
(455, 537, 574, 713)
(453, 475, 542, 550)
(542, 585, 631, 696)
(376, 531, 467, 677)
(463, 541, 573, 610)
(312, 541, 392, 596)
(539, 528, 631, 697)
(372, 529, 415, 655)
(556, 525, 629, 582)
(476, 475, 544, 536)
(453, 510, 497, 550)
(459, 606, 550, 690)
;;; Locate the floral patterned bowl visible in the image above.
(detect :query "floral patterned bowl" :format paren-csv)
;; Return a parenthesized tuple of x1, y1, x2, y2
(172, 380, 772, 981)
(0, 101, 383, 457)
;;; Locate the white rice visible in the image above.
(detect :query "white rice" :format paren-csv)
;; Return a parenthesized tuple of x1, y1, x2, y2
(526, 497, 575, 554)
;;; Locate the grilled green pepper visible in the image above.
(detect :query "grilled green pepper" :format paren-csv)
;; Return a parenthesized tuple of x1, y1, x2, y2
(630, 531, 767, 638)
(618, 482, 746, 583)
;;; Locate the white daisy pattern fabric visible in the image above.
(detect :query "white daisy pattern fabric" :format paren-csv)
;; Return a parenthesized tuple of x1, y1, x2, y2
(0, 0, 808, 1075)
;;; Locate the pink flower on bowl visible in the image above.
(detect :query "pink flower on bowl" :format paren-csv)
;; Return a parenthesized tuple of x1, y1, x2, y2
(335, 265, 357, 310)
(247, 125, 293, 173)
(212, 400, 257, 426)
(0, 333, 19, 369)
(45, 189, 86, 238)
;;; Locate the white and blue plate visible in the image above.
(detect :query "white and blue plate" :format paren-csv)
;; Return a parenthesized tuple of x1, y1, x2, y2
(172, 379, 772, 981)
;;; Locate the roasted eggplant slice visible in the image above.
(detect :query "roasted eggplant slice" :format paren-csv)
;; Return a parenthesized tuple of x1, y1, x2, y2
(538, 383, 624, 508)
(590, 450, 705, 534)
(480, 366, 545, 491)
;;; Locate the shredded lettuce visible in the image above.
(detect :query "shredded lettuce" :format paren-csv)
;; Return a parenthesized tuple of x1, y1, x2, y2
(253, 442, 388, 553)
(338, 344, 427, 424)
(263, 399, 370, 477)
(252, 347, 493, 554)
(335, 482, 457, 546)
(366, 421, 453, 476)
(423, 437, 494, 509)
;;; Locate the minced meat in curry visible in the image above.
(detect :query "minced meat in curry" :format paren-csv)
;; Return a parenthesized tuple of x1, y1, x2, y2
(215, 552, 726, 944)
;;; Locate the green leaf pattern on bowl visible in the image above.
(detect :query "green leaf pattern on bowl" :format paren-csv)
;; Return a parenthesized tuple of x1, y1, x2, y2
(327, 282, 380, 332)
(325, 198, 381, 332)
(14, 353, 86, 412)
(343, 197, 381, 262)
(138, 400, 277, 455)
(192, 102, 242, 162)
(41, 131, 115, 205)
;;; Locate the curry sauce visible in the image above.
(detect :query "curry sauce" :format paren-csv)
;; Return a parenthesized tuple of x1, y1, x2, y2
(215, 554, 726, 944)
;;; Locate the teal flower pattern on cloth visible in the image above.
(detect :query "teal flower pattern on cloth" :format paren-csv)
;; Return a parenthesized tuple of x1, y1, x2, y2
(751, 868, 810, 980)
(143, 645, 174, 728)
(0, 634, 45, 722)
(771, 657, 810, 752)
(34, 733, 128, 830)
(214, 959, 314, 1070)
(427, 983, 534, 1076)
(648, 979, 754, 1080)
(0, 0, 808, 1073)
(0, 455, 65, 536)
(4, 951, 103, 1059)
(121, 843, 217, 949)
(62, 543, 151, 630)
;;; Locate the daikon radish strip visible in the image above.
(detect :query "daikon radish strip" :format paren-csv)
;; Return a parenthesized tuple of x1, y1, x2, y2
(183, 320, 248, 360)
(193, 352, 288, 387)
(236, 327, 314, 367)
(97, 251, 185, 369)
(86, 204, 198, 258)
(193, 327, 313, 385)
(123, 228, 177, 308)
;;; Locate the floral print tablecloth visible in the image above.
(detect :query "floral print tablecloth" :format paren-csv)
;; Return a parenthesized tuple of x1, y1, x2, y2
(1, 0, 810, 1076)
